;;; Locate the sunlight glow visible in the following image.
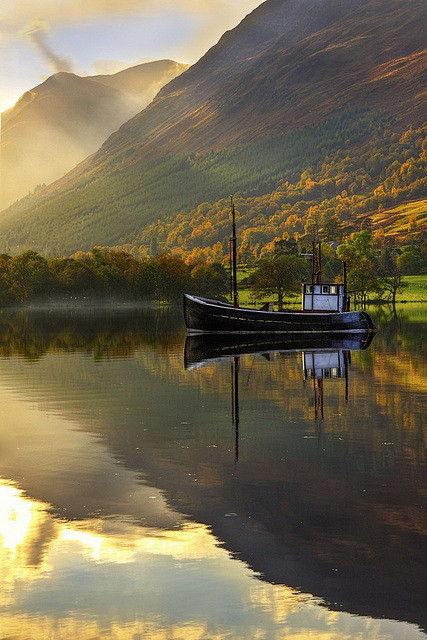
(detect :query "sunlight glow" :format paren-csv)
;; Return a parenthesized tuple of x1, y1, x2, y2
(0, 484, 34, 554)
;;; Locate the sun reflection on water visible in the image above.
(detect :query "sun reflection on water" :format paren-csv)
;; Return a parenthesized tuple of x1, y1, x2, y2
(0, 477, 424, 639)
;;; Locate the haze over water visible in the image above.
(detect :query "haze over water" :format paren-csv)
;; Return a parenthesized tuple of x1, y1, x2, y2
(0, 306, 425, 639)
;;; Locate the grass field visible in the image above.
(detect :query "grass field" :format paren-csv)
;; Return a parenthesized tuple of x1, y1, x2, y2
(230, 272, 427, 307)
(398, 275, 427, 302)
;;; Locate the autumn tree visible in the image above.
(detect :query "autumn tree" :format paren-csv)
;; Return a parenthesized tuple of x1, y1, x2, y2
(304, 206, 322, 242)
(48, 257, 100, 295)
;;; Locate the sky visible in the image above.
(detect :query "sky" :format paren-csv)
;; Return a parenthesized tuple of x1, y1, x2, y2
(0, 0, 264, 113)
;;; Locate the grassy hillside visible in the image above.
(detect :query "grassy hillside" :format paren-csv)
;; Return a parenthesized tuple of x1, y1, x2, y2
(130, 121, 425, 261)
(0, 111, 391, 253)
(1, 116, 425, 257)
(355, 199, 427, 238)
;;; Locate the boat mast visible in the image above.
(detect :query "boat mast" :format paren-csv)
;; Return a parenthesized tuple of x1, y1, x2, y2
(231, 355, 240, 462)
(343, 260, 349, 311)
(230, 196, 238, 307)
(312, 241, 322, 285)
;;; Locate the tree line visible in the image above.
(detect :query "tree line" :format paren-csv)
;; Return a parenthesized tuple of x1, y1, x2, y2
(0, 249, 229, 305)
(0, 222, 424, 307)
(246, 228, 425, 307)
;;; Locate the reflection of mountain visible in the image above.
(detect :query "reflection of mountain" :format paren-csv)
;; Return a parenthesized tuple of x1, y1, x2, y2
(0, 310, 425, 632)
(2, 479, 364, 640)
(1, 61, 188, 209)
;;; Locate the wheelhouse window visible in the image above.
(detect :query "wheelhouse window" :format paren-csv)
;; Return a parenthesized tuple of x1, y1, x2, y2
(306, 285, 313, 293)
(330, 285, 337, 294)
(322, 285, 329, 294)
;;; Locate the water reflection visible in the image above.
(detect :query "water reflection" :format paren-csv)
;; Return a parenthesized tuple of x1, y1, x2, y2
(0, 307, 425, 639)
(185, 332, 375, 457)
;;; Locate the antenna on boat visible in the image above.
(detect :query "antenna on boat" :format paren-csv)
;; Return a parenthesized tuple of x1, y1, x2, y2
(230, 195, 238, 307)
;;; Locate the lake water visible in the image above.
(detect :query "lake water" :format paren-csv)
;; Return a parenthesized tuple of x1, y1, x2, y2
(0, 305, 425, 640)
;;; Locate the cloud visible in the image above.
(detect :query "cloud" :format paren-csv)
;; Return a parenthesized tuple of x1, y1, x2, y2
(22, 20, 75, 73)
(3, 1, 263, 34)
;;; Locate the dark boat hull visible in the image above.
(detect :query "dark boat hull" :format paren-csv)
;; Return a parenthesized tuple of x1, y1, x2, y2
(184, 332, 375, 369)
(183, 295, 376, 334)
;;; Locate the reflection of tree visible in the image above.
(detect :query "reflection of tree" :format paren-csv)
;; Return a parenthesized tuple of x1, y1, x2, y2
(0, 310, 185, 361)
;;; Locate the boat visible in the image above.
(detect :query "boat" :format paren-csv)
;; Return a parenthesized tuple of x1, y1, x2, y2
(184, 294, 376, 334)
(184, 198, 376, 334)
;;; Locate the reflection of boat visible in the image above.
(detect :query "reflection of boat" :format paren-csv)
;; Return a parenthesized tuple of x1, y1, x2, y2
(184, 199, 376, 333)
(185, 332, 376, 458)
(184, 332, 375, 369)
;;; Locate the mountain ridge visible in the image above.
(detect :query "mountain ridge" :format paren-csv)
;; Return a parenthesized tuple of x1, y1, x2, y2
(0, 60, 189, 209)
(0, 0, 425, 255)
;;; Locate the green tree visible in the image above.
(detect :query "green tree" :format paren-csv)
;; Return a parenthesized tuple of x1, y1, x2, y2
(273, 238, 298, 256)
(0, 254, 12, 303)
(346, 257, 380, 306)
(397, 249, 423, 275)
(337, 231, 379, 304)
(6, 251, 52, 302)
(321, 214, 344, 243)
(153, 254, 191, 302)
(378, 248, 405, 306)
(190, 262, 229, 298)
(249, 254, 308, 308)
(337, 229, 376, 262)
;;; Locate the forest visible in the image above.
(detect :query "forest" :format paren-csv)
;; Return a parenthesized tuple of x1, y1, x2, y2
(130, 122, 426, 262)
(2, 113, 425, 257)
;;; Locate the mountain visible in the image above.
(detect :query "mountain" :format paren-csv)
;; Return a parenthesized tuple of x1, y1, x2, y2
(0, 60, 188, 209)
(0, 0, 425, 255)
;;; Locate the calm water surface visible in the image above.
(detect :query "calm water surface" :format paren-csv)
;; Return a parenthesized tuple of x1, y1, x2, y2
(0, 306, 425, 640)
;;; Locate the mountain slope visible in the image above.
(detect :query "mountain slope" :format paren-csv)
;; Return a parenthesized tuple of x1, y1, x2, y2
(0, 60, 188, 209)
(0, 0, 425, 255)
